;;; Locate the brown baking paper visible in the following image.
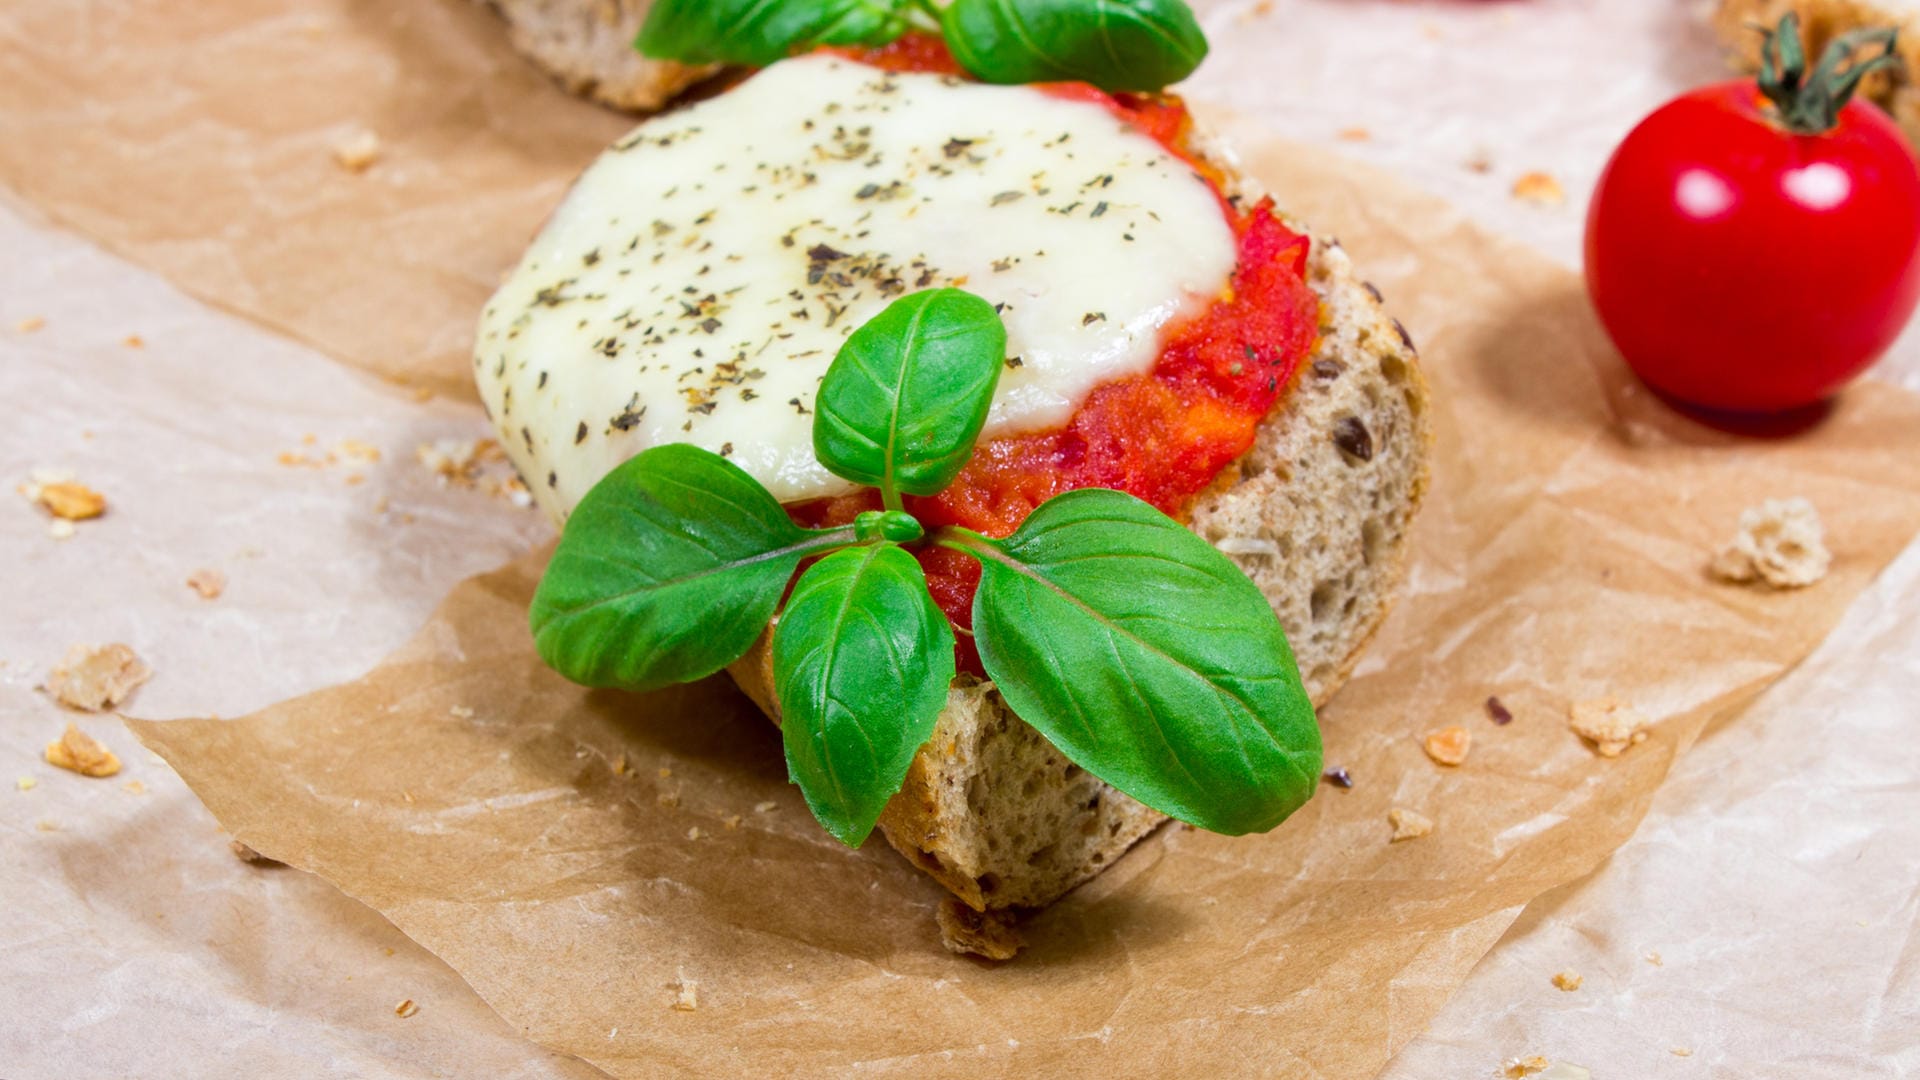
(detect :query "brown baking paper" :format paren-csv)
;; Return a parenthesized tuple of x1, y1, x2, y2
(13, 0, 1920, 1075)
(127, 305, 1920, 1080)
(0, 0, 631, 400)
(117, 134, 1920, 1080)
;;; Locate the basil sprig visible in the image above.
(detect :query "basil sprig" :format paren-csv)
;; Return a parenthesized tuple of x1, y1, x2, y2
(813, 288, 1006, 506)
(941, 0, 1208, 92)
(531, 443, 860, 692)
(637, 0, 914, 67)
(947, 491, 1318, 834)
(773, 544, 955, 843)
(531, 288, 1321, 847)
(637, 0, 1208, 94)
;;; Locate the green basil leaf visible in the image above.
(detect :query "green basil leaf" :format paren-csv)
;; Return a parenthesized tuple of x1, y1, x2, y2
(637, 0, 912, 68)
(531, 443, 850, 692)
(956, 488, 1319, 835)
(940, 0, 1208, 92)
(813, 288, 1007, 500)
(773, 543, 956, 846)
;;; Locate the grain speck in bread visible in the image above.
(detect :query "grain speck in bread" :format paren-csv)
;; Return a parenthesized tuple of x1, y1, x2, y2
(475, 0, 715, 111)
(727, 186, 1431, 919)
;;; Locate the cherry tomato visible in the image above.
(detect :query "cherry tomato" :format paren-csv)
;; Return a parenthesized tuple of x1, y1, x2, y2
(1586, 77, 1920, 413)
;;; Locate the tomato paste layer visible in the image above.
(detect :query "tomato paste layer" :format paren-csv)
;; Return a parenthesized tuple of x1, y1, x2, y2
(795, 37, 1322, 674)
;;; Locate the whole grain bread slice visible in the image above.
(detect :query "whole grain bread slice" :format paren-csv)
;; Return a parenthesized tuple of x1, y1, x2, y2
(727, 190, 1432, 916)
(475, 0, 714, 111)
(475, 12, 1436, 930)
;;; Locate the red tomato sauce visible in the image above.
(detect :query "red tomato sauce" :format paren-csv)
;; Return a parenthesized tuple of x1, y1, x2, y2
(799, 37, 1322, 674)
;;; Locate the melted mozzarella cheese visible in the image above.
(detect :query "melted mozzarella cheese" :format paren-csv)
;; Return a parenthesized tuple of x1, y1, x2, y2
(476, 54, 1237, 519)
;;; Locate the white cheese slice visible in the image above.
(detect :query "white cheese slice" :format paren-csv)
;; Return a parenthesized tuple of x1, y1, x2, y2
(476, 53, 1237, 519)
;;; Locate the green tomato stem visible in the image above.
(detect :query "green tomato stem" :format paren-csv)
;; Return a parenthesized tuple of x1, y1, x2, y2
(1758, 12, 1902, 135)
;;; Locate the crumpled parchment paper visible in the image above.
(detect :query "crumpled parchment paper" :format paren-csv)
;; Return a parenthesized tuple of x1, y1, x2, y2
(5, 0, 1920, 1077)
(115, 129, 1920, 1080)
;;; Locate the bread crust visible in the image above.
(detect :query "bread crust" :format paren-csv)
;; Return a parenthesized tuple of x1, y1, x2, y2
(477, 0, 715, 112)
(727, 145, 1431, 917)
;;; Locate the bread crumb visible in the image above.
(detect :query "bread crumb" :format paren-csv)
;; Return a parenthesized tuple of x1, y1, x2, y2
(1671, 1047, 1693, 1057)
(498, 475, 535, 508)
(415, 438, 505, 486)
(122, 779, 146, 795)
(448, 705, 475, 719)
(394, 998, 419, 1019)
(671, 972, 699, 1011)
(48, 519, 76, 541)
(611, 753, 629, 776)
(333, 128, 382, 172)
(936, 898, 1024, 960)
(186, 568, 227, 600)
(1645, 950, 1663, 966)
(657, 766, 673, 779)
(1337, 126, 1370, 142)
(18, 776, 38, 791)
(44, 723, 122, 777)
(686, 826, 703, 841)
(1710, 497, 1831, 589)
(47, 643, 152, 711)
(1504, 1056, 1551, 1077)
(1388, 807, 1434, 841)
(657, 790, 681, 809)
(1512, 171, 1565, 206)
(122, 334, 144, 349)
(37, 819, 60, 832)
(1551, 970, 1583, 991)
(14, 315, 46, 333)
(1423, 725, 1471, 766)
(334, 438, 382, 465)
(34, 480, 107, 520)
(1569, 696, 1650, 757)
(722, 814, 742, 830)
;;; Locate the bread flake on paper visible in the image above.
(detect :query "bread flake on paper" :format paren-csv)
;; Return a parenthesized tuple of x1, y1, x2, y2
(1711, 497, 1831, 589)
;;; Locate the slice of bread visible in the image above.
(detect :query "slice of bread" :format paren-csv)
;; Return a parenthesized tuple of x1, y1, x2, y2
(1713, 0, 1920, 143)
(726, 182, 1431, 919)
(475, 0, 714, 111)
(475, 11, 1433, 933)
